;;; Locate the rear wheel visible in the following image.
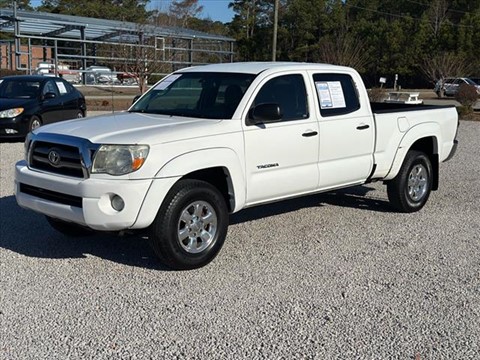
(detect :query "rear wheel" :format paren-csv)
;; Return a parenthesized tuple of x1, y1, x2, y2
(46, 216, 94, 237)
(150, 179, 229, 270)
(387, 150, 433, 212)
(76, 111, 84, 118)
(28, 116, 42, 132)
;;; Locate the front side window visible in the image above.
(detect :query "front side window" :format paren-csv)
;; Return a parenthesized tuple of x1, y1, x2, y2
(252, 74, 309, 121)
(130, 72, 256, 119)
(42, 80, 59, 97)
(313, 73, 360, 117)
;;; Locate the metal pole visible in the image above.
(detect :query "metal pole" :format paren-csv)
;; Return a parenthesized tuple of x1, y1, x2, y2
(27, 37, 31, 74)
(80, 27, 87, 84)
(54, 40, 58, 76)
(13, 0, 21, 70)
(272, 0, 279, 61)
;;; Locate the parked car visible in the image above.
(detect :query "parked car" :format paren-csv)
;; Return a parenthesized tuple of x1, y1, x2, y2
(436, 77, 480, 97)
(470, 77, 480, 86)
(84, 66, 120, 85)
(117, 72, 138, 85)
(0, 75, 86, 137)
(34, 62, 81, 84)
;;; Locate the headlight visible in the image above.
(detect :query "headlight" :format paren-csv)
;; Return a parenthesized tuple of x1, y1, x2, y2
(92, 145, 149, 175)
(0, 108, 24, 118)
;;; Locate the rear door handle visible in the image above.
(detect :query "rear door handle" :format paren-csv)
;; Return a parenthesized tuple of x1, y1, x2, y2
(302, 131, 318, 137)
(356, 124, 370, 130)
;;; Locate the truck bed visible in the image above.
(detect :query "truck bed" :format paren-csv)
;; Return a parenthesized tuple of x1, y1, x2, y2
(370, 102, 456, 114)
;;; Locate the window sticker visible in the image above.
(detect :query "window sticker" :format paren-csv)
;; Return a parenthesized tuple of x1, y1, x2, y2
(154, 74, 182, 90)
(56, 81, 67, 94)
(315, 81, 346, 109)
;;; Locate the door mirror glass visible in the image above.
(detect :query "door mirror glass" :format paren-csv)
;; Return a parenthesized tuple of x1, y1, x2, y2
(249, 103, 282, 125)
(43, 92, 56, 100)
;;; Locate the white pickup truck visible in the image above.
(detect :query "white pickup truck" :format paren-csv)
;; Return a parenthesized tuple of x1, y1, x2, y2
(15, 62, 459, 269)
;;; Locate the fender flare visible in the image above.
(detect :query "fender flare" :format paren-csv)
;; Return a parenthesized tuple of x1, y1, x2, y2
(156, 147, 246, 212)
(384, 122, 440, 181)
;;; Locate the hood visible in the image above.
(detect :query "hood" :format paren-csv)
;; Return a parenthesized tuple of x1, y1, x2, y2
(0, 98, 36, 111)
(35, 111, 226, 144)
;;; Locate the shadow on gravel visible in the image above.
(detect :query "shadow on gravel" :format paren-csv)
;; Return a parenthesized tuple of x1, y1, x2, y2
(1, 185, 390, 268)
(0, 138, 25, 143)
(230, 185, 391, 224)
(0, 195, 169, 270)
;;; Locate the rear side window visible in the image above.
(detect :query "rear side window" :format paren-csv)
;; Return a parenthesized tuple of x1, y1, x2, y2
(313, 73, 360, 117)
(55, 79, 72, 95)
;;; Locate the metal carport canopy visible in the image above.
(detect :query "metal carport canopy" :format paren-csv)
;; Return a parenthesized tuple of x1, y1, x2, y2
(0, 8, 234, 43)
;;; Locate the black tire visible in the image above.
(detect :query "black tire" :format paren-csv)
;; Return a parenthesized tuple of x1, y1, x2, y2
(76, 111, 84, 118)
(387, 150, 433, 213)
(150, 179, 229, 270)
(28, 116, 42, 132)
(46, 216, 94, 237)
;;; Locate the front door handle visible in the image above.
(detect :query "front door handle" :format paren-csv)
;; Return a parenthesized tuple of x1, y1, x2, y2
(356, 124, 370, 130)
(302, 131, 318, 137)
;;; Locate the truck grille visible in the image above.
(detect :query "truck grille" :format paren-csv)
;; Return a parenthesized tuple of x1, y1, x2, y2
(29, 141, 85, 178)
(26, 133, 98, 179)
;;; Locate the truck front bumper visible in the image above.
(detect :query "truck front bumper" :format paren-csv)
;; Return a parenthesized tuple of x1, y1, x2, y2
(15, 160, 177, 231)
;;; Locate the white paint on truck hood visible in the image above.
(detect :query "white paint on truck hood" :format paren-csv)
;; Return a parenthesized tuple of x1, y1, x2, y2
(35, 112, 224, 144)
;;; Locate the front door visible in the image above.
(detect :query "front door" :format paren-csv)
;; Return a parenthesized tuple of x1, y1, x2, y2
(40, 79, 62, 124)
(243, 73, 319, 205)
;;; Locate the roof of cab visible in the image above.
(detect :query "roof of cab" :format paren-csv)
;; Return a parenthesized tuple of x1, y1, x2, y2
(176, 62, 353, 75)
(0, 75, 60, 81)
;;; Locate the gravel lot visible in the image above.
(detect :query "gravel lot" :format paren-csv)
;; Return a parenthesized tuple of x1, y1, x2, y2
(1, 121, 479, 359)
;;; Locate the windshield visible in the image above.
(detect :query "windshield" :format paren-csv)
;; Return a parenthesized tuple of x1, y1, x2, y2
(130, 72, 256, 119)
(465, 78, 477, 85)
(0, 79, 41, 99)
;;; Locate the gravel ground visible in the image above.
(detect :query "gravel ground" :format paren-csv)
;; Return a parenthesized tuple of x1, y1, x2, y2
(1, 121, 479, 359)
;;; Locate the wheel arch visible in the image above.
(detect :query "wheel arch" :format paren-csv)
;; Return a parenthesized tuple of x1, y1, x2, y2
(385, 123, 441, 190)
(132, 148, 245, 230)
(158, 147, 245, 210)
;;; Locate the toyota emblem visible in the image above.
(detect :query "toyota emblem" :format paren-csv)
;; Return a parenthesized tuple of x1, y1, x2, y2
(48, 149, 61, 166)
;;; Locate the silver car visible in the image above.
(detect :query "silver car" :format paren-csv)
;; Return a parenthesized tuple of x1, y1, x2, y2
(440, 77, 480, 97)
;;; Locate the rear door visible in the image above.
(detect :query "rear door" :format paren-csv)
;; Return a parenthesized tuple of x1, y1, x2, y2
(309, 71, 375, 189)
(243, 72, 319, 204)
(54, 79, 80, 120)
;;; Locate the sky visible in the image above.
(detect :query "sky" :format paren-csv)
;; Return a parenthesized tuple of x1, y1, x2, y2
(29, 0, 235, 23)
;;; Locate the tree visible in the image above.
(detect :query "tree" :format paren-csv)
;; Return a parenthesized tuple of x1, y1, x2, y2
(37, 0, 151, 22)
(0, 0, 32, 10)
(419, 51, 473, 85)
(169, 0, 203, 27)
(228, 0, 274, 61)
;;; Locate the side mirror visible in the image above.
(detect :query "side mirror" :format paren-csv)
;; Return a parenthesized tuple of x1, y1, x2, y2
(249, 103, 282, 125)
(132, 94, 141, 104)
(43, 92, 56, 100)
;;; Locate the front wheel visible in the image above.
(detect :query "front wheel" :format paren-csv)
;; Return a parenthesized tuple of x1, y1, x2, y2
(387, 150, 433, 213)
(28, 116, 42, 132)
(149, 179, 229, 270)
